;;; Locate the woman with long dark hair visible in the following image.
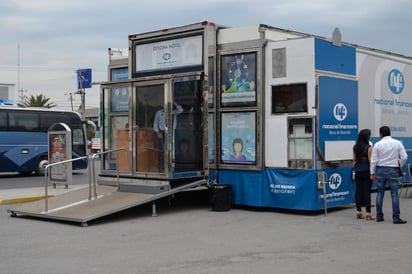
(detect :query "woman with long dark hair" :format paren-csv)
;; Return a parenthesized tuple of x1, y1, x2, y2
(352, 129, 374, 220)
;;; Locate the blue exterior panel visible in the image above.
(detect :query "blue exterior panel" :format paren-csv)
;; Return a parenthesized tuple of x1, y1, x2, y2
(218, 168, 355, 211)
(315, 38, 356, 76)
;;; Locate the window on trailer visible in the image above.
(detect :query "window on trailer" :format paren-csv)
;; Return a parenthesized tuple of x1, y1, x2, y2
(271, 83, 308, 114)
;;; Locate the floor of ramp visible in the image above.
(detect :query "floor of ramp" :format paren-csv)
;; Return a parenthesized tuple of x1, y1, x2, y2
(8, 185, 156, 226)
(8, 179, 207, 226)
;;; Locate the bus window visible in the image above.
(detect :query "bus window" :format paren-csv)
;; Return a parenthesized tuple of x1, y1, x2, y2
(0, 112, 6, 130)
(9, 111, 39, 131)
(72, 128, 86, 156)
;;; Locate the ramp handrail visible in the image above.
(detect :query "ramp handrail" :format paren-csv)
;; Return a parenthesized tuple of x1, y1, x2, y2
(89, 148, 128, 198)
(44, 156, 88, 212)
(43, 148, 127, 212)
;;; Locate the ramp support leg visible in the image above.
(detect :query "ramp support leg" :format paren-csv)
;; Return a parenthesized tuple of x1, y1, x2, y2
(152, 202, 157, 217)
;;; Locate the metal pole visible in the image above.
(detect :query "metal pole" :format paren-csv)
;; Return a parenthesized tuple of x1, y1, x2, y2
(44, 167, 49, 212)
(81, 88, 86, 121)
(79, 73, 86, 121)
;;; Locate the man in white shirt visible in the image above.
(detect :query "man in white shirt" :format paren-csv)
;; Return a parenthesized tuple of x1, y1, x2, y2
(153, 102, 183, 172)
(370, 126, 408, 224)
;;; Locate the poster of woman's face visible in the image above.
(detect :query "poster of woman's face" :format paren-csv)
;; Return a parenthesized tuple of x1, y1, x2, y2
(221, 112, 256, 165)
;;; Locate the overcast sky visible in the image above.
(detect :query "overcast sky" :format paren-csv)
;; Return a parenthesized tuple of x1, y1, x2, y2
(1, 0, 411, 110)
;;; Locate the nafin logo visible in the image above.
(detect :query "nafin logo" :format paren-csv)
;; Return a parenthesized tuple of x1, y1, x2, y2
(163, 53, 171, 61)
(329, 173, 342, 190)
(388, 69, 404, 95)
(333, 103, 347, 121)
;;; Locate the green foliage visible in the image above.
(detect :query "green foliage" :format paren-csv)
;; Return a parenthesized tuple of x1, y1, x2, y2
(18, 94, 57, 108)
(86, 124, 95, 140)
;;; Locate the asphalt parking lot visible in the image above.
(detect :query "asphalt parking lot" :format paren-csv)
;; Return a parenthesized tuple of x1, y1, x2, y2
(1, 187, 412, 274)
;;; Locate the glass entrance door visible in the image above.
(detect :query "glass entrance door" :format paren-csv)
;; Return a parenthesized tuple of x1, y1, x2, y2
(172, 77, 203, 173)
(133, 76, 204, 178)
(134, 82, 166, 174)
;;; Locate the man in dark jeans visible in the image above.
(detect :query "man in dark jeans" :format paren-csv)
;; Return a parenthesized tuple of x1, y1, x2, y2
(370, 126, 408, 224)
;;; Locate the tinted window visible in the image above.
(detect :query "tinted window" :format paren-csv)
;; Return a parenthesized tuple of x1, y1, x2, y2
(0, 112, 7, 130)
(39, 112, 82, 131)
(271, 83, 308, 114)
(9, 112, 39, 131)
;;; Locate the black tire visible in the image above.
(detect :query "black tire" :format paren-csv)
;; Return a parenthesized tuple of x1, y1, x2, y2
(36, 156, 48, 176)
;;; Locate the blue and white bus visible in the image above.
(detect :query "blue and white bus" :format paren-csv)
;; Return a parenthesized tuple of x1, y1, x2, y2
(0, 106, 88, 175)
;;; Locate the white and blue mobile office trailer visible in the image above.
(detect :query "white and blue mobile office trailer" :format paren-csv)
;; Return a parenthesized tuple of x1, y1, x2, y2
(99, 22, 412, 211)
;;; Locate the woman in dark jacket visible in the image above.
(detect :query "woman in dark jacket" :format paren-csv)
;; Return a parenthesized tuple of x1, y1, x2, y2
(352, 129, 374, 220)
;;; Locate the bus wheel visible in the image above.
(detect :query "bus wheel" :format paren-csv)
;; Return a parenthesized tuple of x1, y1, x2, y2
(36, 157, 48, 175)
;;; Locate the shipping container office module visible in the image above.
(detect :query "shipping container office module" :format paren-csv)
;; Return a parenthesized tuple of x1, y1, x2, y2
(100, 22, 412, 210)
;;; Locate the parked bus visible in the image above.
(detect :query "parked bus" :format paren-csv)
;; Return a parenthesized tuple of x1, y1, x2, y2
(0, 106, 88, 175)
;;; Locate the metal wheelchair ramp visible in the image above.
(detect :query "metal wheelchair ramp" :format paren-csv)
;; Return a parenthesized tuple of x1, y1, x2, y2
(8, 179, 206, 227)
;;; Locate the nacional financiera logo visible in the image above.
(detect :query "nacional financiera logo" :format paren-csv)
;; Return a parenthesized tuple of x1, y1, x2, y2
(329, 173, 342, 190)
(388, 69, 404, 95)
(333, 103, 347, 121)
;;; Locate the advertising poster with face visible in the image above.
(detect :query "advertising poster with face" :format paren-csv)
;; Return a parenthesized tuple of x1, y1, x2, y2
(221, 112, 256, 165)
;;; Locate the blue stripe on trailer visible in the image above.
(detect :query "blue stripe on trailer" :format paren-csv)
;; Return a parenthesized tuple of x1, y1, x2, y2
(218, 167, 355, 211)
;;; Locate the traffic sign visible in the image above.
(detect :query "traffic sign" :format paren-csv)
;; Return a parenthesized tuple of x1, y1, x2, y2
(77, 68, 92, 89)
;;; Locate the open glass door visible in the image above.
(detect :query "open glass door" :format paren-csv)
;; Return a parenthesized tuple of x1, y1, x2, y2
(172, 76, 203, 173)
(133, 76, 204, 178)
(134, 81, 167, 175)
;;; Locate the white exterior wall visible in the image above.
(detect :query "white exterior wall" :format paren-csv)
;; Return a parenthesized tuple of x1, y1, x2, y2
(218, 25, 261, 44)
(264, 38, 316, 167)
(263, 28, 303, 41)
(0, 83, 15, 103)
(357, 50, 412, 138)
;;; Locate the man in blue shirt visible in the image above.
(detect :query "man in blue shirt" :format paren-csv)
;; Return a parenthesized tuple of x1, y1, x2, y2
(153, 102, 183, 172)
(370, 126, 408, 224)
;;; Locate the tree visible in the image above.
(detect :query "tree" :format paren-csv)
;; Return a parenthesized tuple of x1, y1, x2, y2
(18, 94, 57, 108)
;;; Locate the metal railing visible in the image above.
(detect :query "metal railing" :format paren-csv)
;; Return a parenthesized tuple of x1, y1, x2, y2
(89, 148, 128, 196)
(43, 148, 127, 212)
(44, 156, 87, 212)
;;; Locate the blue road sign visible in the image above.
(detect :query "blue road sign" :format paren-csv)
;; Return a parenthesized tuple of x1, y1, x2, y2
(77, 68, 92, 89)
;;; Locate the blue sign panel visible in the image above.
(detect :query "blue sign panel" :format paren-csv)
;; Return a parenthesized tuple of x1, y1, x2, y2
(217, 167, 355, 210)
(77, 68, 92, 89)
(315, 38, 356, 76)
(0, 99, 15, 105)
(110, 87, 129, 112)
(111, 67, 128, 81)
(318, 76, 358, 155)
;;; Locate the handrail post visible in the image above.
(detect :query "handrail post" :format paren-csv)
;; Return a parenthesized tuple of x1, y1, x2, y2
(92, 153, 98, 198)
(88, 154, 93, 200)
(44, 166, 49, 212)
(116, 152, 121, 189)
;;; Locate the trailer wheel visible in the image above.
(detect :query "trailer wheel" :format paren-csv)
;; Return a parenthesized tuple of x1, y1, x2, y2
(36, 157, 48, 176)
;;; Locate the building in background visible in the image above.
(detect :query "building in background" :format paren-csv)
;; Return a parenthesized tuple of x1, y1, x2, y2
(0, 83, 15, 105)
